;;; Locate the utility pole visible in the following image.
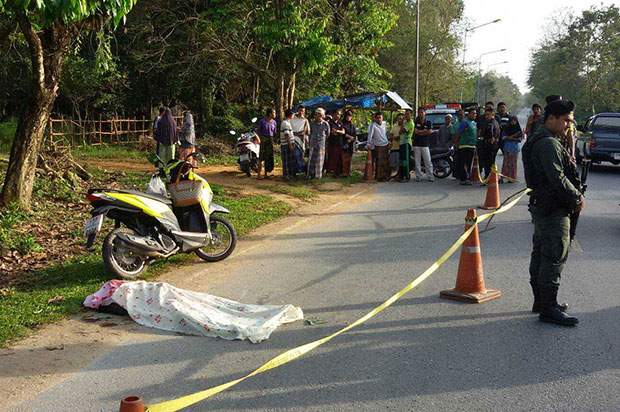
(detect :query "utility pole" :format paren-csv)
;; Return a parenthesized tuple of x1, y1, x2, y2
(476, 49, 506, 103)
(459, 18, 502, 102)
(415, 0, 420, 111)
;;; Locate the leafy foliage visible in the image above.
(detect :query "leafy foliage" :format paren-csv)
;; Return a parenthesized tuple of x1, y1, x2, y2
(0, 0, 136, 27)
(379, 0, 469, 105)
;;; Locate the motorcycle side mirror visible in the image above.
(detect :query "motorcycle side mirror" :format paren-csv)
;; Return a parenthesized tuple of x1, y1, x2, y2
(229, 130, 236, 135)
(576, 125, 585, 133)
(251, 117, 258, 123)
(194, 153, 205, 163)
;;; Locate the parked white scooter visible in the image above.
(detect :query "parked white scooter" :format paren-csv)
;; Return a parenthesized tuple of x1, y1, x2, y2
(231, 117, 260, 177)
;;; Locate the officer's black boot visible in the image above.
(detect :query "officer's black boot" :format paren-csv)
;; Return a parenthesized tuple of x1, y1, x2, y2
(531, 282, 569, 313)
(539, 287, 578, 326)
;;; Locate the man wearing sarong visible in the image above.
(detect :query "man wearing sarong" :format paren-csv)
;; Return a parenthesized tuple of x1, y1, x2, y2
(367, 112, 390, 181)
(291, 106, 310, 174)
(280, 109, 297, 180)
(327, 110, 346, 177)
(256, 108, 277, 179)
(307, 108, 330, 179)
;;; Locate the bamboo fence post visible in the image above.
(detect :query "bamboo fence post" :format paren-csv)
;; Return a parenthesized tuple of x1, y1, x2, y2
(99, 114, 102, 145)
(48, 117, 53, 146)
(61, 114, 66, 147)
(70, 116, 75, 147)
(114, 117, 119, 144)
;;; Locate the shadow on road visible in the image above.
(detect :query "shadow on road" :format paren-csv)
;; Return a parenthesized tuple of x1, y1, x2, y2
(76, 305, 620, 410)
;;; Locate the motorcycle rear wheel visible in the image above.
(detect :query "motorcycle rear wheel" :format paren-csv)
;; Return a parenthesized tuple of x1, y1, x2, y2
(195, 215, 237, 262)
(433, 159, 451, 179)
(102, 227, 148, 279)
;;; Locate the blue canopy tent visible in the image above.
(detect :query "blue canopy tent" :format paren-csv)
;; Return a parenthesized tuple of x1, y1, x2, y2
(296, 91, 412, 113)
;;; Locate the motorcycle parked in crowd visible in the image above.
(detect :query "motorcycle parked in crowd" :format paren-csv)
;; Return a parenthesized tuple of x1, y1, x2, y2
(415, 132, 454, 179)
(430, 144, 454, 179)
(231, 117, 260, 177)
(84, 153, 237, 279)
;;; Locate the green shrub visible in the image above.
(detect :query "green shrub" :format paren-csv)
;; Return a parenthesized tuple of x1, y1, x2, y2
(0, 118, 18, 152)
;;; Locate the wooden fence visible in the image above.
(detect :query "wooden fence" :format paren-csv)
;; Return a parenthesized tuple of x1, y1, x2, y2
(46, 115, 183, 148)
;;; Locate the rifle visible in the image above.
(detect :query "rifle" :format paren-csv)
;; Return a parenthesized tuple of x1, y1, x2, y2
(569, 158, 591, 242)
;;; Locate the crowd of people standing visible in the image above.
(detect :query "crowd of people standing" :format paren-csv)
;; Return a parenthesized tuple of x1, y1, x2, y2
(150, 100, 551, 186)
(254, 101, 533, 184)
(255, 106, 358, 180)
(152, 107, 196, 167)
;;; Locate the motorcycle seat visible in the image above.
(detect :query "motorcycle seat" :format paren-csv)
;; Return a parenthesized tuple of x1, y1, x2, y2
(430, 146, 451, 155)
(117, 189, 172, 205)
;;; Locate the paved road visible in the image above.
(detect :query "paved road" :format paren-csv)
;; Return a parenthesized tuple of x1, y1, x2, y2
(11, 158, 620, 412)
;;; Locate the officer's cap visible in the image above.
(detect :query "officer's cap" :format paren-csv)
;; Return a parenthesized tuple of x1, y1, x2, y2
(544, 100, 575, 118)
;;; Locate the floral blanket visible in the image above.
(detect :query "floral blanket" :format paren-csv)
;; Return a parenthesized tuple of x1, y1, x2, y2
(84, 280, 303, 343)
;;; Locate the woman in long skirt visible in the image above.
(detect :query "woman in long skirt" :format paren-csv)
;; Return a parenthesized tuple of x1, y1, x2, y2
(179, 111, 196, 165)
(341, 111, 356, 177)
(500, 115, 523, 182)
(374, 145, 390, 181)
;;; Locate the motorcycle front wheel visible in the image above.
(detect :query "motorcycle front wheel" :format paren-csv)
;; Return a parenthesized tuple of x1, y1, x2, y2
(433, 159, 451, 179)
(102, 227, 148, 279)
(195, 215, 237, 262)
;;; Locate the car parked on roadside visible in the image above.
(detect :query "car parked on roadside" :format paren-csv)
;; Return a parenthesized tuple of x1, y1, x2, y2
(576, 112, 620, 165)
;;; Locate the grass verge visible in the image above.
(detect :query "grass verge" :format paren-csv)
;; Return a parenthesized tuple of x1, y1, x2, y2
(72, 144, 146, 161)
(257, 184, 318, 200)
(0, 170, 290, 347)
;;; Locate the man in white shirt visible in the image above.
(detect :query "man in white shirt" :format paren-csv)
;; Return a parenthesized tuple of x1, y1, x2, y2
(290, 106, 310, 173)
(366, 112, 390, 181)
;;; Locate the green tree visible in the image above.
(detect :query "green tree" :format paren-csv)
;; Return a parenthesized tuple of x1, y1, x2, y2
(478, 71, 522, 110)
(0, 0, 137, 208)
(528, 5, 620, 120)
(379, 0, 467, 105)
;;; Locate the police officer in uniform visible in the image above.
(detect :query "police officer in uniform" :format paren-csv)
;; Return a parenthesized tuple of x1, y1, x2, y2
(522, 99, 584, 326)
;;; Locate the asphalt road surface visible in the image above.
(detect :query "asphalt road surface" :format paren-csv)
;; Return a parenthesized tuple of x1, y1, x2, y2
(11, 157, 620, 412)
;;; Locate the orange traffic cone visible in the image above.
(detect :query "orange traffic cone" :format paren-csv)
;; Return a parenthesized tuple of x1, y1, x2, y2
(363, 149, 375, 182)
(470, 150, 483, 184)
(478, 164, 500, 210)
(440, 209, 501, 303)
(119, 395, 145, 412)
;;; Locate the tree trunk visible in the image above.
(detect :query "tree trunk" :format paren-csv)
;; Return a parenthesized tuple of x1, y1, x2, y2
(1, 77, 60, 209)
(1, 17, 70, 208)
(274, 58, 286, 122)
(286, 69, 297, 110)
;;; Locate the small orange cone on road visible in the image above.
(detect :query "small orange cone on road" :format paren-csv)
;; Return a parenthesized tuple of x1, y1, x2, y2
(440, 209, 501, 303)
(479, 164, 500, 210)
(119, 395, 145, 412)
(470, 151, 483, 184)
(363, 149, 375, 182)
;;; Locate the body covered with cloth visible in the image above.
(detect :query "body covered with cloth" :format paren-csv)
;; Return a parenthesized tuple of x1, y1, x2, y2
(84, 280, 303, 343)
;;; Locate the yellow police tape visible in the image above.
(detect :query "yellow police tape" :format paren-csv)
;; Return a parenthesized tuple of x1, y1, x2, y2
(481, 164, 522, 184)
(146, 189, 531, 412)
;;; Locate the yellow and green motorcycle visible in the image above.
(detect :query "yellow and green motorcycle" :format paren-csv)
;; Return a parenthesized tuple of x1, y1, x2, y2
(84, 153, 236, 279)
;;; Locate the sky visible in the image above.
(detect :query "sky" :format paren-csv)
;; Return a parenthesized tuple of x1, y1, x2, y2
(461, 0, 617, 94)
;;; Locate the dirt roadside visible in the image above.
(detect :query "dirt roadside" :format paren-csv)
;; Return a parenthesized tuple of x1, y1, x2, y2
(0, 167, 379, 410)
